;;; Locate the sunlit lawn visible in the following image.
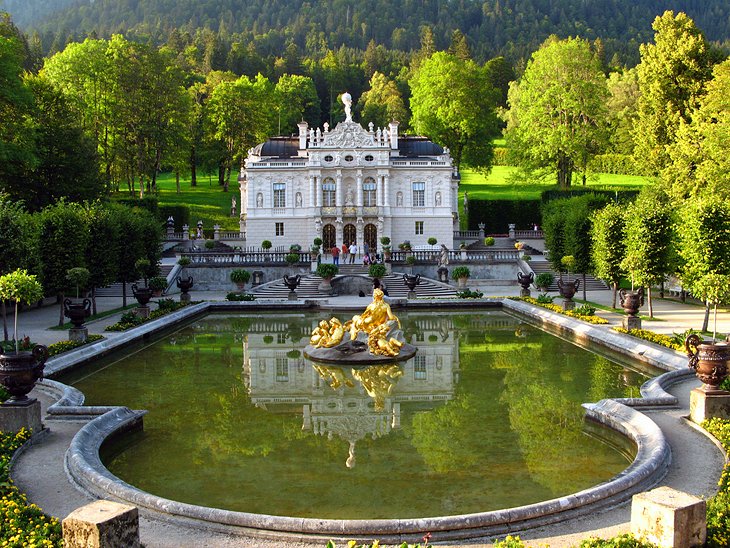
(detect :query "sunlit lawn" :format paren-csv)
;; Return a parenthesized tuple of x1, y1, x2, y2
(154, 172, 240, 231)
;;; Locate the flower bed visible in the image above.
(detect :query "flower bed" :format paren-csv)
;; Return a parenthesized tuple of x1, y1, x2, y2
(47, 334, 104, 357)
(105, 299, 191, 331)
(612, 328, 683, 351)
(702, 418, 730, 547)
(513, 297, 609, 324)
(1, 429, 62, 547)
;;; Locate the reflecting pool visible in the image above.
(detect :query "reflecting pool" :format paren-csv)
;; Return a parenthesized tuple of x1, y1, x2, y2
(63, 310, 652, 519)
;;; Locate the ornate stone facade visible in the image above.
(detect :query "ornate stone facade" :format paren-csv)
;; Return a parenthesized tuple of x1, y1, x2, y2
(240, 110, 458, 252)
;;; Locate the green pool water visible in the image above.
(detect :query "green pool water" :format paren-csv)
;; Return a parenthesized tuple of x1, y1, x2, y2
(63, 310, 652, 520)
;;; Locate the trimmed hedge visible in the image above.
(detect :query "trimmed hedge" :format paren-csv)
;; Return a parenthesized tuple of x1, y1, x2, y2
(540, 188, 640, 204)
(467, 199, 542, 232)
(158, 204, 190, 231)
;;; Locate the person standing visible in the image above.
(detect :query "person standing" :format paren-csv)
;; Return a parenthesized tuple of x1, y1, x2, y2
(341, 242, 349, 264)
(331, 244, 340, 265)
(349, 242, 358, 264)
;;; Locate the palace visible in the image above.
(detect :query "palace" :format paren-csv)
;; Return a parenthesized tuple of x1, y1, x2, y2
(240, 96, 458, 253)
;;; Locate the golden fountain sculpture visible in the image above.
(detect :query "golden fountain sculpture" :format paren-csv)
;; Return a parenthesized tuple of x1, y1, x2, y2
(309, 288, 404, 357)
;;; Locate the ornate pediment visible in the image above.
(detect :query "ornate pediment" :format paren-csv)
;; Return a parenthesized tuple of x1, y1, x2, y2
(321, 121, 381, 149)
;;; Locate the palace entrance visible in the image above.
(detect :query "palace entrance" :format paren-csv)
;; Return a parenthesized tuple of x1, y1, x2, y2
(343, 224, 356, 246)
(322, 224, 335, 250)
(364, 224, 377, 252)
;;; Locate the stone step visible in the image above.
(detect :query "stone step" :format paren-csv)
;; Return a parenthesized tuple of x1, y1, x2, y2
(528, 261, 608, 292)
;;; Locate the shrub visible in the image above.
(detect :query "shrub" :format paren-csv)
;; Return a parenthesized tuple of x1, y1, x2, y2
(380, 236, 391, 247)
(65, 267, 90, 297)
(398, 240, 412, 251)
(535, 272, 554, 288)
(204, 240, 215, 249)
(289, 244, 302, 252)
(573, 304, 596, 316)
(368, 264, 387, 279)
(230, 269, 251, 284)
(316, 263, 339, 279)
(261, 240, 272, 250)
(148, 276, 167, 291)
(427, 237, 437, 245)
(451, 266, 470, 280)
(703, 418, 730, 548)
(177, 256, 191, 266)
(285, 253, 300, 265)
(287, 349, 301, 359)
(405, 255, 416, 265)
(47, 334, 104, 357)
(579, 533, 658, 547)
(457, 288, 483, 299)
(484, 236, 495, 246)
(226, 292, 256, 301)
(670, 328, 701, 349)
(313, 237, 323, 247)
(536, 293, 554, 304)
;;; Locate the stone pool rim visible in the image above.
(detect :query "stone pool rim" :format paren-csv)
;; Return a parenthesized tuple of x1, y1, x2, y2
(46, 298, 691, 542)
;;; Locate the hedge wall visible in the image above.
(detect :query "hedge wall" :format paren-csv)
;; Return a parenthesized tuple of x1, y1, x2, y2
(158, 205, 190, 231)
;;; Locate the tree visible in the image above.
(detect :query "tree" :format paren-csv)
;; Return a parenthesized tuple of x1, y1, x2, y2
(483, 56, 515, 109)
(605, 68, 640, 155)
(84, 203, 120, 314)
(633, 11, 714, 176)
(358, 71, 408, 129)
(274, 74, 320, 135)
(591, 203, 626, 308)
(37, 200, 89, 325)
(563, 195, 608, 300)
(676, 197, 730, 337)
(663, 59, 730, 202)
(409, 52, 500, 172)
(0, 35, 36, 191)
(505, 37, 609, 188)
(620, 191, 675, 318)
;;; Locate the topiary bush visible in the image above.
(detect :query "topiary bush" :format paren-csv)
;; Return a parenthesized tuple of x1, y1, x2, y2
(368, 264, 387, 279)
(316, 263, 339, 279)
(451, 266, 470, 280)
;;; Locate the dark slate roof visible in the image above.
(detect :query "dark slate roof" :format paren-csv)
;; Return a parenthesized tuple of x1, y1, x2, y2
(251, 134, 443, 159)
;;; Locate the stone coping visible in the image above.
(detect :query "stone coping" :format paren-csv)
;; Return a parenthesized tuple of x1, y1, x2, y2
(48, 297, 695, 542)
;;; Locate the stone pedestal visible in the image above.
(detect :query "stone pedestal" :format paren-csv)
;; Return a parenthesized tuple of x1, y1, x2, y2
(180, 292, 190, 303)
(520, 288, 531, 297)
(562, 299, 575, 311)
(0, 398, 42, 433)
(288, 290, 298, 301)
(623, 315, 642, 330)
(69, 327, 88, 343)
(407, 290, 417, 300)
(631, 486, 706, 547)
(63, 500, 140, 548)
(135, 306, 150, 319)
(689, 387, 730, 424)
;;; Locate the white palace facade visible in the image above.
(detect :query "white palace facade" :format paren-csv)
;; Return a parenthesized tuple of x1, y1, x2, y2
(240, 105, 459, 253)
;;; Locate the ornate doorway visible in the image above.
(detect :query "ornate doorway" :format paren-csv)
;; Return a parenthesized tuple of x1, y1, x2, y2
(343, 224, 356, 246)
(322, 224, 336, 250)
(364, 224, 377, 252)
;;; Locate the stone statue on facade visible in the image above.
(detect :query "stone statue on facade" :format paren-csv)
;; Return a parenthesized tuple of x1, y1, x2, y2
(341, 92, 353, 122)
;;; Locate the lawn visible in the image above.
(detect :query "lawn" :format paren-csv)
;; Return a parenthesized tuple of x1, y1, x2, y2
(153, 172, 240, 231)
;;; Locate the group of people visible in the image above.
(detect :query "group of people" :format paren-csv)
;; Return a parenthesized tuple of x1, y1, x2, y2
(330, 241, 382, 266)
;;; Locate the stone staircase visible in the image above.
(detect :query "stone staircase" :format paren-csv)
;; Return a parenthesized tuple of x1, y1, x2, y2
(94, 264, 175, 297)
(251, 272, 457, 299)
(528, 259, 608, 292)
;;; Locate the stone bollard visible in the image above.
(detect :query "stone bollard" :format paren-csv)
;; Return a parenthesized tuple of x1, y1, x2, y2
(63, 500, 141, 548)
(631, 486, 706, 547)
(214, 224, 220, 240)
(508, 223, 516, 240)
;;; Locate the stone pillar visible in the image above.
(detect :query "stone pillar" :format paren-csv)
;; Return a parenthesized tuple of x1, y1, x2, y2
(478, 223, 486, 239)
(378, 175, 385, 207)
(63, 500, 141, 548)
(389, 120, 399, 149)
(631, 487, 706, 548)
(0, 399, 42, 434)
(213, 224, 220, 241)
(622, 316, 642, 330)
(336, 171, 343, 207)
(166, 216, 174, 238)
(689, 388, 730, 424)
(508, 223, 516, 240)
(309, 175, 315, 207)
(297, 121, 308, 150)
(182, 224, 189, 240)
(356, 170, 363, 207)
(69, 327, 88, 343)
(384, 174, 390, 207)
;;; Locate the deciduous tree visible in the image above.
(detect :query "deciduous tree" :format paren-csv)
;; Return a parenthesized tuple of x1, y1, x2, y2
(358, 71, 408, 129)
(591, 203, 626, 308)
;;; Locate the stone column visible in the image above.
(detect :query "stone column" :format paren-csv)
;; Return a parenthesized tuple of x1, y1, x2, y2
(309, 175, 315, 207)
(213, 224, 220, 240)
(508, 223, 516, 240)
(336, 171, 343, 207)
(182, 224, 189, 240)
(384, 174, 391, 206)
(356, 170, 363, 207)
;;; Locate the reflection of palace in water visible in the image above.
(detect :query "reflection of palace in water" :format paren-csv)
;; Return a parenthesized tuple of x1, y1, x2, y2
(239, 314, 471, 467)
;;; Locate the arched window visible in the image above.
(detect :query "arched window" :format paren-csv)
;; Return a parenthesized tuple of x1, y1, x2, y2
(322, 177, 336, 207)
(363, 177, 377, 207)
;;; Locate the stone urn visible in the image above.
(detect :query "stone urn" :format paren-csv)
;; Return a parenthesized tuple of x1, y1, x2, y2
(283, 274, 301, 300)
(619, 288, 644, 316)
(64, 298, 91, 328)
(176, 276, 194, 302)
(517, 271, 534, 297)
(685, 334, 730, 392)
(557, 278, 580, 310)
(403, 273, 420, 299)
(131, 283, 153, 306)
(0, 345, 49, 404)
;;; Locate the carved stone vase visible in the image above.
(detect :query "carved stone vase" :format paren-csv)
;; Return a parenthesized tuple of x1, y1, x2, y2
(176, 276, 194, 302)
(131, 283, 153, 306)
(517, 271, 534, 297)
(557, 278, 580, 300)
(619, 288, 644, 316)
(64, 298, 91, 328)
(403, 273, 420, 291)
(0, 345, 49, 403)
(283, 274, 301, 300)
(685, 334, 730, 392)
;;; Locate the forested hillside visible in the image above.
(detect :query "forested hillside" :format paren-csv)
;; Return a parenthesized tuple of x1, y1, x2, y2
(4, 0, 730, 65)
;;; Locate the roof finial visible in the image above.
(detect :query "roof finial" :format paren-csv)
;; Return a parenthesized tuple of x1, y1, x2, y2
(341, 92, 353, 122)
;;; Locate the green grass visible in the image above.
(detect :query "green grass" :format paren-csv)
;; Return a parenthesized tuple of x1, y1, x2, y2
(460, 166, 650, 201)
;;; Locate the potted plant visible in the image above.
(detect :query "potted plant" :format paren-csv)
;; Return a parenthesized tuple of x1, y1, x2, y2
(451, 266, 471, 288)
(0, 269, 49, 403)
(311, 238, 322, 261)
(177, 256, 191, 266)
(231, 269, 251, 290)
(368, 263, 387, 281)
(380, 236, 392, 262)
(405, 255, 416, 266)
(398, 240, 412, 252)
(64, 267, 91, 328)
(535, 272, 554, 292)
(427, 237, 437, 246)
(261, 240, 272, 251)
(285, 252, 300, 266)
(149, 276, 168, 297)
(204, 240, 215, 250)
(316, 263, 339, 295)
(484, 236, 495, 246)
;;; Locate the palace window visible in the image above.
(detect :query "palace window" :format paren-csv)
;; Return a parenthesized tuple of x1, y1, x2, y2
(275, 222, 284, 236)
(363, 178, 377, 207)
(276, 357, 289, 382)
(323, 178, 336, 207)
(273, 183, 286, 207)
(364, 154, 374, 162)
(414, 355, 427, 380)
(412, 181, 425, 207)
(415, 221, 423, 235)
